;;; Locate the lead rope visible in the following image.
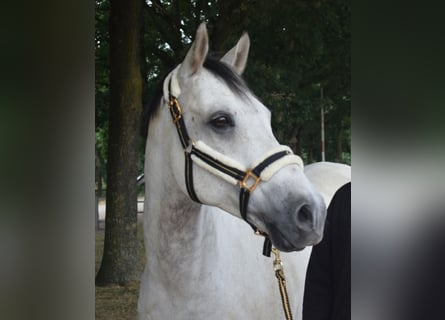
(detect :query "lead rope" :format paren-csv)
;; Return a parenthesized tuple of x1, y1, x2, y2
(272, 247, 294, 320)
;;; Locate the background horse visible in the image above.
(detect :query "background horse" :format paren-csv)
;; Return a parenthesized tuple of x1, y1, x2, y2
(139, 23, 350, 320)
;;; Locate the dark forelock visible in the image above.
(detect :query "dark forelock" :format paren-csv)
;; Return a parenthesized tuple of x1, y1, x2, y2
(140, 55, 250, 138)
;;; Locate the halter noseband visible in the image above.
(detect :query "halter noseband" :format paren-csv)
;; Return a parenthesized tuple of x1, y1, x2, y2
(163, 66, 304, 257)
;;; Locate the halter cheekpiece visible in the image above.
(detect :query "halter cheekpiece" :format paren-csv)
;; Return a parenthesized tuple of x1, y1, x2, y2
(163, 66, 304, 257)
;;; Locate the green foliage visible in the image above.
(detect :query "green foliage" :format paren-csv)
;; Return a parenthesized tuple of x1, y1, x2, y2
(95, 0, 351, 187)
(239, 0, 350, 163)
(95, 0, 110, 190)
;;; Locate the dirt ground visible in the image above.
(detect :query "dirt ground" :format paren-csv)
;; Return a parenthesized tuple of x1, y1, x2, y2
(95, 209, 145, 320)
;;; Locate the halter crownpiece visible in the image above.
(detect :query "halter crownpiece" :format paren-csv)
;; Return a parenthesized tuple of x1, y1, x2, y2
(163, 68, 304, 257)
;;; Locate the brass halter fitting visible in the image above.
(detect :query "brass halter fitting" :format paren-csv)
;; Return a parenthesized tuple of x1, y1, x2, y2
(254, 229, 269, 237)
(272, 248, 284, 273)
(168, 97, 183, 124)
(238, 169, 261, 193)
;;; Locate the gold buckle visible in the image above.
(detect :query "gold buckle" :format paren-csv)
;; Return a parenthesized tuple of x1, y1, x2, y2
(169, 98, 182, 124)
(272, 248, 284, 273)
(239, 170, 261, 193)
(254, 229, 269, 237)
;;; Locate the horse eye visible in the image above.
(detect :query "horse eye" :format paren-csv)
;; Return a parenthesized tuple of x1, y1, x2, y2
(209, 114, 234, 129)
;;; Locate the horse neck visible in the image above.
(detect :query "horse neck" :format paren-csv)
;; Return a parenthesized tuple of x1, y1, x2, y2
(144, 112, 219, 275)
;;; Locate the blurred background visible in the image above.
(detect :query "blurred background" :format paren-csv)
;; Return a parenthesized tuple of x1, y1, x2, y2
(2, 1, 445, 320)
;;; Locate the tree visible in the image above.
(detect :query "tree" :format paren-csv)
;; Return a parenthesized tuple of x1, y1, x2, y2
(239, 0, 350, 163)
(95, 0, 143, 285)
(94, 0, 350, 283)
(138, 0, 350, 164)
(95, 0, 110, 197)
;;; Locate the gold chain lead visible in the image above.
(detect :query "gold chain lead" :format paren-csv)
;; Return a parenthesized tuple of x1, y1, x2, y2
(272, 248, 294, 320)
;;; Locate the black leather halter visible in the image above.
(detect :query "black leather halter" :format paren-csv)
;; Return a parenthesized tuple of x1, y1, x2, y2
(167, 83, 295, 257)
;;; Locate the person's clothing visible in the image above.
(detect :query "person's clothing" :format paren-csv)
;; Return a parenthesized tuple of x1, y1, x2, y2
(303, 182, 351, 320)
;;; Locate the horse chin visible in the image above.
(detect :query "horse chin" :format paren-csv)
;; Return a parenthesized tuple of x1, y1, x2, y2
(275, 242, 306, 253)
(270, 235, 306, 252)
(266, 224, 309, 253)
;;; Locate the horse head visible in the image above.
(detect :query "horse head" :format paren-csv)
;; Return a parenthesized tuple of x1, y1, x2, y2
(160, 23, 326, 252)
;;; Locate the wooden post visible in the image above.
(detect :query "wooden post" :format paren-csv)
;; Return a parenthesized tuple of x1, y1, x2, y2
(320, 85, 325, 162)
(95, 193, 99, 230)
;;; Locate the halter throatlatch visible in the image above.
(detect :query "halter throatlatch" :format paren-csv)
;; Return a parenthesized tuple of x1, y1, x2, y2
(164, 66, 303, 257)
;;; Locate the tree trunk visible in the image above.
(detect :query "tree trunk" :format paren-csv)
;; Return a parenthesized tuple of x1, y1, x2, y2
(95, 145, 103, 197)
(96, 0, 143, 286)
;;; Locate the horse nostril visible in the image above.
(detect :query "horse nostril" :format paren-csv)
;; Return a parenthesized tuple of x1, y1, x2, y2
(297, 205, 312, 224)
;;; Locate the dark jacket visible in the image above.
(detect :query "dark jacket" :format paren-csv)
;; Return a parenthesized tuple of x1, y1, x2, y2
(303, 182, 351, 320)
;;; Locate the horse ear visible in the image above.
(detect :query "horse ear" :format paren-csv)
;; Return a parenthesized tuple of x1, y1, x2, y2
(221, 32, 250, 75)
(179, 22, 209, 77)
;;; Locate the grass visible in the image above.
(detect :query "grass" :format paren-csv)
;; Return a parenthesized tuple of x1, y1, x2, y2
(95, 223, 145, 320)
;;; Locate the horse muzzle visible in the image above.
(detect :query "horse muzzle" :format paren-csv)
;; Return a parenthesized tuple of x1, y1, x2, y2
(251, 171, 327, 252)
